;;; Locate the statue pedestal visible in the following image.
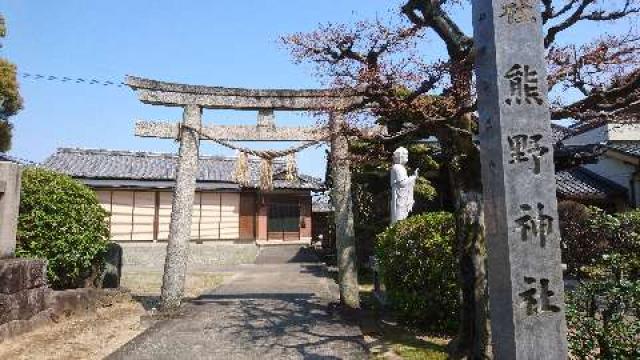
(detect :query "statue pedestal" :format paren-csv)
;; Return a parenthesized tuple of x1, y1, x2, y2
(369, 256, 387, 305)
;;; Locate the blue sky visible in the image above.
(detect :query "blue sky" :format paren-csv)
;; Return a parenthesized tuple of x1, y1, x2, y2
(0, 1, 633, 178)
(1, 1, 409, 178)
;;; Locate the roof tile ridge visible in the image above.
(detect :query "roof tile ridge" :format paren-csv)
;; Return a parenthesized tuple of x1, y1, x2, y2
(56, 147, 242, 160)
(56, 147, 177, 158)
(575, 167, 629, 192)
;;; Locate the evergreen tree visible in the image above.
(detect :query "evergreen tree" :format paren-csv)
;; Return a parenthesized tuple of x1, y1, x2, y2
(0, 14, 23, 152)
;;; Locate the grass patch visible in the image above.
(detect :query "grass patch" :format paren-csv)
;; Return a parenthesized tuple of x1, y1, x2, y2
(358, 266, 386, 313)
(385, 334, 448, 359)
(315, 249, 451, 359)
(367, 319, 450, 359)
(358, 267, 450, 359)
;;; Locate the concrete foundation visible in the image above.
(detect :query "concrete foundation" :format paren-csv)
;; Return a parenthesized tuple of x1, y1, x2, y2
(120, 242, 259, 271)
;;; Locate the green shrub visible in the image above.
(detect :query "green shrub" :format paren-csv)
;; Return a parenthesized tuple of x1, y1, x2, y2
(16, 167, 110, 289)
(559, 202, 640, 280)
(566, 280, 640, 359)
(559, 201, 610, 277)
(376, 212, 458, 331)
(610, 211, 640, 280)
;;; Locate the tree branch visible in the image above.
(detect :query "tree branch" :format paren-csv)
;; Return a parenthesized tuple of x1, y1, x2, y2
(544, 0, 640, 48)
(401, 0, 472, 59)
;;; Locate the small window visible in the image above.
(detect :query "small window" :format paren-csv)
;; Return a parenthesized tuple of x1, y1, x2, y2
(268, 202, 300, 239)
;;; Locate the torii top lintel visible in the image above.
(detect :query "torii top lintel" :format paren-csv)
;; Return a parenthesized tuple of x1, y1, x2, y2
(125, 76, 362, 111)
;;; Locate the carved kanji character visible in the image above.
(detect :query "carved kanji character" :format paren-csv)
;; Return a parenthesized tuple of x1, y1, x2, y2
(500, 0, 537, 24)
(508, 134, 550, 174)
(504, 64, 544, 105)
(519, 277, 562, 317)
(515, 203, 554, 247)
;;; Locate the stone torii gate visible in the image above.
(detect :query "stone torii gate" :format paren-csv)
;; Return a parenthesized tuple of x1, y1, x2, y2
(125, 76, 367, 310)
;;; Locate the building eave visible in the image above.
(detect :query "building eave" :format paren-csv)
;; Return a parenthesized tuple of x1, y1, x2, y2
(77, 178, 241, 191)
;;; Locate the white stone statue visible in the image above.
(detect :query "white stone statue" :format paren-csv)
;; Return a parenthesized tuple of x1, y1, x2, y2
(390, 147, 418, 224)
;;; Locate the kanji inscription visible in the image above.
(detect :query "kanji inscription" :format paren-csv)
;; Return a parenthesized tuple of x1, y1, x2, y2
(518, 277, 562, 317)
(508, 134, 550, 174)
(500, 0, 537, 24)
(504, 64, 544, 105)
(515, 203, 554, 247)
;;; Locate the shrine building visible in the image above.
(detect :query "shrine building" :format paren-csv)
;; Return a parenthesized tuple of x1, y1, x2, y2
(42, 148, 323, 245)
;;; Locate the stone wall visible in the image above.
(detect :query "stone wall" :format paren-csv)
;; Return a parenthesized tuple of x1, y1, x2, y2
(0, 258, 52, 341)
(0, 259, 50, 323)
(120, 242, 258, 271)
(0, 257, 130, 342)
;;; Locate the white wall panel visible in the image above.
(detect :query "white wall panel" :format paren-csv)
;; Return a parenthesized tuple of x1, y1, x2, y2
(200, 193, 221, 240)
(132, 192, 155, 241)
(96, 191, 112, 213)
(191, 193, 202, 240)
(99, 190, 241, 242)
(96, 191, 112, 230)
(219, 193, 240, 239)
(158, 192, 172, 240)
(110, 191, 134, 241)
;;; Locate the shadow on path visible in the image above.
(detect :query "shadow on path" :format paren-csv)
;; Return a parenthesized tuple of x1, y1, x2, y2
(255, 245, 320, 264)
(108, 293, 365, 360)
(108, 246, 366, 360)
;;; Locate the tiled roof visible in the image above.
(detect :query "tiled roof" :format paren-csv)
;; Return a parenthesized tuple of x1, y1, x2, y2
(42, 148, 323, 190)
(0, 154, 15, 162)
(607, 141, 640, 158)
(312, 193, 333, 213)
(556, 167, 627, 201)
(568, 119, 635, 137)
(551, 124, 575, 143)
(0, 153, 31, 165)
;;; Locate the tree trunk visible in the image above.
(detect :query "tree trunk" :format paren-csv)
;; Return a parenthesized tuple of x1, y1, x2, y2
(160, 104, 201, 311)
(437, 55, 492, 359)
(449, 187, 492, 359)
(443, 116, 492, 359)
(330, 113, 360, 309)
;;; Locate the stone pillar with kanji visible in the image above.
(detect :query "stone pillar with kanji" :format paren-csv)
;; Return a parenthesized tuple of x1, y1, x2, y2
(472, 0, 568, 358)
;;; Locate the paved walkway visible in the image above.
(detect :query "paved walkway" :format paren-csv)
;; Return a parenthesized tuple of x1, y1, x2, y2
(108, 246, 367, 359)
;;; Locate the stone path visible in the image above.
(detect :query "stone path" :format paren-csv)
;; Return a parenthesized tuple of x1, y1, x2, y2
(107, 246, 367, 359)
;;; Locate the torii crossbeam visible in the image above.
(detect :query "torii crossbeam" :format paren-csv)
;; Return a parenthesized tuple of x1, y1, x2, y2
(135, 112, 327, 142)
(134, 117, 384, 142)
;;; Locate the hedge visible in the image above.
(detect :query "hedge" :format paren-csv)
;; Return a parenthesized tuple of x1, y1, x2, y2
(376, 212, 458, 331)
(16, 167, 110, 289)
(558, 201, 640, 280)
(567, 280, 640, 359)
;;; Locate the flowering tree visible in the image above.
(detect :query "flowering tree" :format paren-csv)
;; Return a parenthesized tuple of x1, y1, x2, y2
(0, 14, 23, 152)
(283, 1, 640, 358)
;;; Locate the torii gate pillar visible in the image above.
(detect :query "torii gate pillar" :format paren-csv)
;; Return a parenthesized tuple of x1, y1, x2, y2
(161, 104, 202, 310)
(330, 113, 360, 309)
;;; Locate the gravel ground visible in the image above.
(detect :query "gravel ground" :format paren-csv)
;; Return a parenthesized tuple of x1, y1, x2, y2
(0, 270, 228, 360)
(0, 293, 147, 360)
